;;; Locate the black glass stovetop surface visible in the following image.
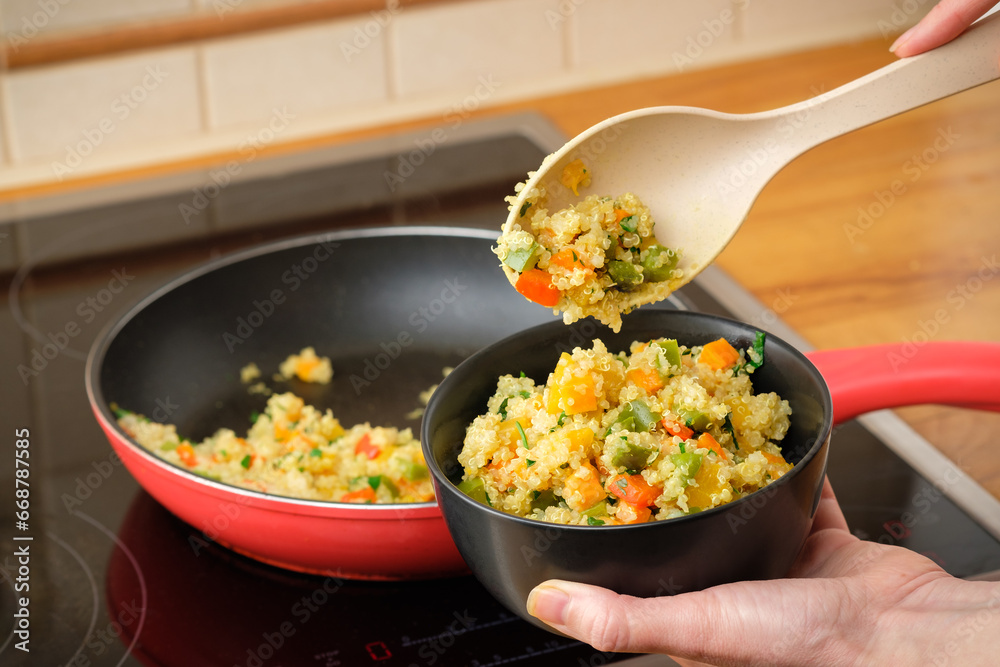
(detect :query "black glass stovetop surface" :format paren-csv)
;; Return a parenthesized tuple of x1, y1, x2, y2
(2, 119, 999, 667)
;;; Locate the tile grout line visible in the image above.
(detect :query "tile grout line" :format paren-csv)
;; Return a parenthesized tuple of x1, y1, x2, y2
(383, 0, 401, 102)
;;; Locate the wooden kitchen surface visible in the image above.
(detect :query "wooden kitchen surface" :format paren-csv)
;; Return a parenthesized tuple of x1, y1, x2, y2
(10, 37, 1000, 499)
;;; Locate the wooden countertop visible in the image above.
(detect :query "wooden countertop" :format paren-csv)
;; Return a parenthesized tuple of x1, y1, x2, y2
(11, 37, 1000, 499)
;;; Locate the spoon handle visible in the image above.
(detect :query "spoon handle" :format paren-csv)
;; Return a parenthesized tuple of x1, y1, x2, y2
(771, 12, 1000, 152)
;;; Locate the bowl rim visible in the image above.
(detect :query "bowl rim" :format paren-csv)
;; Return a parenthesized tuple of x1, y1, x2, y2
(422, 309, 834, 531)
(85, 226, 500, 514)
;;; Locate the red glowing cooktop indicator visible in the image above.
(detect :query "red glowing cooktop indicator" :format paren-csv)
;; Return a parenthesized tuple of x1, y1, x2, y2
(365, 641, 392, 660)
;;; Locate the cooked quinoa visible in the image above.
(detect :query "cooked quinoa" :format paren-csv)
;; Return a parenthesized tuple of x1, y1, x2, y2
(457, 334, 792, 525)
(117, 392, 433, 504)
(278, 346, 333, 384)
(497, 159, 686, 333)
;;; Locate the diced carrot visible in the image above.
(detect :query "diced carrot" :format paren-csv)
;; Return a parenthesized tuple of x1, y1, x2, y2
(548, 248, 590, 272)
(761, 450, 793, 478)
(699, 338, 740, 370)
(608, 473, 661, 507)
(613, 208, 630, 223)
(546, 353, 598, 415)
(627, 367, 664, 393)
(274, 422, 292, 442)
(340, 487, 377, 503)
(560, 158, 590, 196)
(662, 418, 694, 440)
(617, 501, 652, 524)
(563, 461, 606, 511)
(697, 432, 728, 461)
(176, 443, 198, 467)
(515, 269, 561, 307)
(354, 434, 381, 460)
(295, 356, 321, 380)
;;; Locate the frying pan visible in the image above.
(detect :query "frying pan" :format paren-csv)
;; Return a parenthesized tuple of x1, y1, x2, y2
(86, 227, 561, 580)
(422, 310, 1000, 628)
(87, 226, 999, 581)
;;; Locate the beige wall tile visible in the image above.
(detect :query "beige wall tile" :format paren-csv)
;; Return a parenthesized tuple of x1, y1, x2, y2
(5, 47, 203, 175)
(0, 0, 193, 39)
(742, 0, 925, 49)
(194, 0, 327, 18)
(571, 0, 736, 71)
(392, 0, 564, 98)
(202, 19, 388, 131)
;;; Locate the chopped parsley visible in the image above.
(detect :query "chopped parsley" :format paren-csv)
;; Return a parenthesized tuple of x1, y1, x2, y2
(309, 448, 322, 457)
(587, 516, 605, 526)
(240, 454, 252, 469)
(619, 215, 638, 233)
(557, 411, 566, 426)
(515, 421, 531, 450)
(519, 390, 531, 399)
(498, 397, 510, 420)
(526, 459, 536, 467)
(250, 410, 260, 424)
(723, 414, 738, 450)
(519, 201, 532, 217)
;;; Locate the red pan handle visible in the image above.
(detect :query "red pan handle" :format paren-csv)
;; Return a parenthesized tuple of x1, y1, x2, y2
(804, 341, 1000, 425)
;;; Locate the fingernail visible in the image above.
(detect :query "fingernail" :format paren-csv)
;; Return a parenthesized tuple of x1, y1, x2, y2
(526, 584, 570, 625)
(889, 26, 915, 53)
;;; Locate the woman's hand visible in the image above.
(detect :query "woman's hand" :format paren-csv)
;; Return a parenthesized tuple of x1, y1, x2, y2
(891, 0, 1000, 56)
(526, 478, 1000, 666)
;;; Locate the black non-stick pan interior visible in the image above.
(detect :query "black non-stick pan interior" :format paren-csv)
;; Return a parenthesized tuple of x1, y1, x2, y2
(94, 228, 575, 441)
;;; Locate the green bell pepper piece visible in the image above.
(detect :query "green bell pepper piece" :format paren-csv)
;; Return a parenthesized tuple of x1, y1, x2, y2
(641, 244, 679, 282)
(530, 489, 559, 512)
(402, 461, 429, 481)
(671, 451, 703, 484)
(609, 438, 656, 472)
(656, 339, 681, 369)
(608, 260, 643, 291)
(457, 477, 490, 505)
(604, 399, 661, 437)
(678, 407, 711, 431)
(503, 243, 540, 272)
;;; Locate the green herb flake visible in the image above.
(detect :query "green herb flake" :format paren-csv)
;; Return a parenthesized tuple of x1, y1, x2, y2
(519, 390, 531, 399)
(679, 442, 686, 454)
(310, 448, 322, 457)
(587, 516, 605, 526)
(240, 454, 252, 469)
(526, 459, 536, 467)
(368, 475, 382, 490)
(250, 410, 260, 423)
(519, 201, 532, 217)
(723, 414, 739, 450)
(498, 397, 510, 420)
(515, 421, 531, 450)
(619, 215, 638, 233)
(557, 411, 567, 426)
(519, 371, 526, 378)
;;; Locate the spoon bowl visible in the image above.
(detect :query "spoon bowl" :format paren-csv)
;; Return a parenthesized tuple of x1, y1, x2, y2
(503, 12, 1000, 297)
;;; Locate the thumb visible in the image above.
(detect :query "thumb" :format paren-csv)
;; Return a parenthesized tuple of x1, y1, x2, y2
(526, 579, 812, 664)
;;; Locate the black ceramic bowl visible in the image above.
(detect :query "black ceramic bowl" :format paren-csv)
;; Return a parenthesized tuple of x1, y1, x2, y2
(421, 309, 832, 629)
